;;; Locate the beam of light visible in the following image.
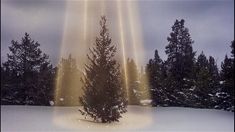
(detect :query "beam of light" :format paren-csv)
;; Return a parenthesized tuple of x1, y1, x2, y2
(126, 1, 151, 101)
(127, 1, 139, 72)
(83, 0, 88, 42)
(55, 67, 63, 106)
(54, 1, 70, 106)
(101, 0, 105, 16)
(54, 0, 150, 106)
(54, 0, 87, 106)
(117, 0, 129, 98)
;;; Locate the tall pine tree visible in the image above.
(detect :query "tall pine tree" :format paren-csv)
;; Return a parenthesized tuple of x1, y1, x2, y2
(165, 19, 196, 106)
(79, 17, 127, 123)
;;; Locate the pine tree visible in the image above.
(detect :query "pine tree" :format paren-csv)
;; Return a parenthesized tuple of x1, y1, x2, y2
(214, 41, 234, 112)
(1, 64, 20, 104)
(192, 52, 220, 108)
(207, 56, 220, 108)
(194, 52, 210, 108)
(146, 50, 166, 106)
(1, 66, 9, 104)
(126, 58, 140, 105)
(160, 61, 171, 106)
(230, 40, 234, 98)
(2, 33, 53, 105)
(56, 54, 82, 106)
(139, 66, 151, 102)
(231, 41, 234, 58)
(230, 40, 234, 111)
(79, 16, 127, 123)
(37, 61, 55, 105)
(219, 54, 234, 111)
(165, 19, 196, 106)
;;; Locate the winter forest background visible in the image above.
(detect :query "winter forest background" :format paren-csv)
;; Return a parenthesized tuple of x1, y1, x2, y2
(1, 17, 234, 112)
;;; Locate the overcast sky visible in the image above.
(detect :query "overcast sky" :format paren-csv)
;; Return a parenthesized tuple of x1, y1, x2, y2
(1, 0, 234, 67)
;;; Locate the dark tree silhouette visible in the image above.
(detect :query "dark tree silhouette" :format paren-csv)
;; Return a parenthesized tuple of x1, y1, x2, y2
(231, 41, 234, 58)
(219, 53, 234, 111)
(79, 16, 127, 123)
(1, 33, 54, 105)
(194, 52, 211, 108)
(207, 56, 220, 108)
(146, 50, 167, 106)
(165, 19, 196, 106)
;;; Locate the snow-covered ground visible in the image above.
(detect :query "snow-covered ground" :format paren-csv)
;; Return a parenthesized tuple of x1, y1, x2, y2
(1, 105, 234, 132)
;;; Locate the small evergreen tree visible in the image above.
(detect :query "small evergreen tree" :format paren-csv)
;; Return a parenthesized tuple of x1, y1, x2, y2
(79, 16, 127, 123)
(126, 58, 140, 105)
(138, 66, 151, 102)
(56, 54, 82, 106)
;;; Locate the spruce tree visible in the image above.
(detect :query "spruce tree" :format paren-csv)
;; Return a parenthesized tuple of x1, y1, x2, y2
(2, 33, 53, 105)
(79, 16, 127, 123)
(165, 19, 196, 106)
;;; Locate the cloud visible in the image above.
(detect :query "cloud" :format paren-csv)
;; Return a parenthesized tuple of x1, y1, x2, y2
(1, 0, 234, 67)
(139, 0, 234, 65)
(1, 0, 66, 64)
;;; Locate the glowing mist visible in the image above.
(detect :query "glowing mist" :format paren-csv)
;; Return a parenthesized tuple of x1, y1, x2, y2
(117, 0, 129, 97)
(54, 0, 151, 106)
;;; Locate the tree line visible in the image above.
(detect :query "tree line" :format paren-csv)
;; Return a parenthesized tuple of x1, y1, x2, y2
(1, 19, 234, 112)
(126, 19, 234, 112)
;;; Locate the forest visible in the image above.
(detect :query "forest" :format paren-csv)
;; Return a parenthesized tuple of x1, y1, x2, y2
(1, 18, 234, 113)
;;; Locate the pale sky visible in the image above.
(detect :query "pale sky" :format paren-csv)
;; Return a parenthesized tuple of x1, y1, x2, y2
(1, 0, 234, 67)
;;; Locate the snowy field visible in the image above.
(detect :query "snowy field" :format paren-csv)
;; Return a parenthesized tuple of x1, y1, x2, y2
(1, 105, 234, 132)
